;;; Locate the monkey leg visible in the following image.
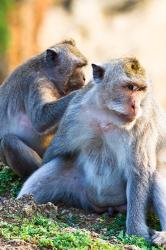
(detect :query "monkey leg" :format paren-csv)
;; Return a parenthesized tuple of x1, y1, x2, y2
(151, 168, 166, 248)
(0, 134, 42, 177)
(18, 158, 90, 209)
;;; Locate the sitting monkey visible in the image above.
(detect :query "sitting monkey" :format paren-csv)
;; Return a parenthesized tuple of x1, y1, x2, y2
(18, 57, 166, 247)
(0, 39, 87, 177)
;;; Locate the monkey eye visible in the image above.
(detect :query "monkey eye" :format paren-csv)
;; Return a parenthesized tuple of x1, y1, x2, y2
(127, 84, 137, 91)
(124, 83, 147, 91)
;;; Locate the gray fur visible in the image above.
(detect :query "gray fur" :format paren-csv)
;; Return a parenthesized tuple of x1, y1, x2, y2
(0, 39, 87, 177)
(18, 57, 166, 246)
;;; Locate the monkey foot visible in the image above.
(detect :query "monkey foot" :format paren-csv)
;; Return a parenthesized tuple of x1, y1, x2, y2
(108, 204, 127, 217)
(152, 231, 166, 248)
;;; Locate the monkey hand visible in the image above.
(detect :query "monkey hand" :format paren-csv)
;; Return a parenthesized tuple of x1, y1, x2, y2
(151, 231, 166, 248)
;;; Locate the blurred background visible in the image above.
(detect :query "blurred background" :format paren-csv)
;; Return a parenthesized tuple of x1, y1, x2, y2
(1, 0, 166, 107)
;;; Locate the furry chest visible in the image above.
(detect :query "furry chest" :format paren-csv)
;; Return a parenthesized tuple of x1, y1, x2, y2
(77, 108, 131, 204)
(103, 128, 130, 167)
(80, 130, 130, 195)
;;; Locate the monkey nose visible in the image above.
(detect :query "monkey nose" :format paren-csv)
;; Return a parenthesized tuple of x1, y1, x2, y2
(130, 104, 137, 116)
(131, 104, 135, 112)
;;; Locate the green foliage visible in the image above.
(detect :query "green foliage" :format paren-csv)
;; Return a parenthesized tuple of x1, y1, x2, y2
(0, 165, 22, 196)
(0, 216, 119, 250)
(0, 0, 14, 54)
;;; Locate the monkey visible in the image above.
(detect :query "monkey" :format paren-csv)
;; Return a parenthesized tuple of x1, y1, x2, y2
(18, 57, 166, 247)
(0, 39, 87, 177)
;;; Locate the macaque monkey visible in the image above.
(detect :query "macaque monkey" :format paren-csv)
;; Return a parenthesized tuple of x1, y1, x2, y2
(18, 57, 166, 247)
(0, 39, 87, 177)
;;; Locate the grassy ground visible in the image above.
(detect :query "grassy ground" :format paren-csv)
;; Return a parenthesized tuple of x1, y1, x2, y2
(0, 164, 163, 250)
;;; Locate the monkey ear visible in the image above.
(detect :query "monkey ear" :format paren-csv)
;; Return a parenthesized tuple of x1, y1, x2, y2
(92, 64, 105, 82)
(46, 48, 58, 64)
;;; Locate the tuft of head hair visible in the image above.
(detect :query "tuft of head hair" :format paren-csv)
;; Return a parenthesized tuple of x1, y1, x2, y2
(61, 39, 76, 46)
(50, 39, 87, 66)
(123, 57, 146, 79)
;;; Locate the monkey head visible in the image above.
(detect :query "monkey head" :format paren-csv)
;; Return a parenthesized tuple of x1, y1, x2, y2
(44, 39, 87, 95)
(92, 57, 149, 128)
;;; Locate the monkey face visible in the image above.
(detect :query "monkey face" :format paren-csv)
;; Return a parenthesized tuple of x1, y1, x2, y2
(45, 39, 87, 96)
(64, 67, 86, 94)
(92, 58, 149, 127)
(106, 81, 148, 123)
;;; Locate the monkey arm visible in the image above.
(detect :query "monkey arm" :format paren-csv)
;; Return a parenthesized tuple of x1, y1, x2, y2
(43, 93, 85, 164)
(126, 170, 151, 239)
(26, 79, 78, 133)
(43, 109, 80, 164)
(42, 85, 90, 163)
(43, 133, 70, 164)
(126, 131, 156, 239)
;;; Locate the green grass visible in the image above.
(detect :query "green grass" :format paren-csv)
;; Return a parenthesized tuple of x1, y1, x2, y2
(0, 165, 22, 197)
(0, 216, 121, 250)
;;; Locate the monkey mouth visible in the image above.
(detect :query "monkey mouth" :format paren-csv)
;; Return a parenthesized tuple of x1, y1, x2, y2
(64, 77, 85, 94)
(115, 111, 136, 123)
(65, 83, 84, 93)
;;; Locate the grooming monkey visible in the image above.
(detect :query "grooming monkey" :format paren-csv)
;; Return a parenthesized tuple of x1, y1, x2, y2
(18, 57, 166, 247)
(0, 39, 87, 177)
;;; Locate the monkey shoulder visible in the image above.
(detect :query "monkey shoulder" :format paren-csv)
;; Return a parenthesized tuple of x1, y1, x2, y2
(59, 82, 94, 122)
(43, 83, 93, 162)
